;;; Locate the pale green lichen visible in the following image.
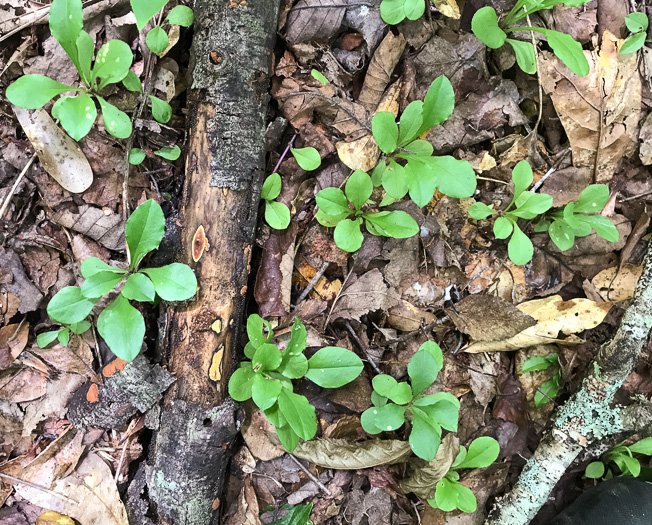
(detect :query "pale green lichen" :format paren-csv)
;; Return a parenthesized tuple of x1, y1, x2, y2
(554, 388, 624, 440)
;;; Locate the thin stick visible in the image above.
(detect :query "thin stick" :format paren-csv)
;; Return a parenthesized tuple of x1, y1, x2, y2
(0, 153, 37, 221)
(345, 320, 382, 374)
(293, 261, 329, 308)
(287, 454, 331, 496)
(272, 134, 296, 174)
(114, 434, 131, 483)
(0, 472, 79, 505)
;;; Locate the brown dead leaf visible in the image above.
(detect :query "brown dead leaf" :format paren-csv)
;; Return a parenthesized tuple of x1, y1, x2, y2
(434, 0, 460, 18)
(224, 477, 261, 525)
(0, 248, 44, 315)
(387, 300, 436, 331)
(285, 0, 347, 44)
(591, 263, 642, 302)
(448, 294, 536, 342)
(241, 405, 285, 461)
(0, 322, 28, 369)
(465, 295, 612, 353)
(0, 367, 47, 402)
(399, 434, 459, 499)
(331, 269, 400, 321)
(539, 31, 641, 182)
(50, 204, 125, 250)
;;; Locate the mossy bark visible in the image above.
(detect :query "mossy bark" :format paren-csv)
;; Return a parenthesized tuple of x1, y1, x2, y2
(140, 1, 280, 523)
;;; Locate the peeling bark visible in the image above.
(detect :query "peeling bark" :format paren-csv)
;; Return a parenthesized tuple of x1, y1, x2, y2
(485, 240, 652, 525)
(140, 1, 280, 524)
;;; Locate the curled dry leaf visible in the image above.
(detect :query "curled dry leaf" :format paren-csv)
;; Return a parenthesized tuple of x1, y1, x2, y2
(0, 322, 29, 369)
(591, 263, 643, 302)
(292, 438, 412, 469)
(433, 0, 460, 19)
(539, 31, 641, 182)
(399, 434, 459, 500)
(447, 294, 536, 342)
(13, 108, 93, 193)
(465, 295, 612, 353)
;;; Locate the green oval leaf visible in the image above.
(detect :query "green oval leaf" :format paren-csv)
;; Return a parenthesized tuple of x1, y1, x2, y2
(155, 145, 181, 160)
(456, 436, 500, 469)
(315, 187, 350, 216)
(122, 273, 156, 302)
(546, 30, 589, 76)
(166, 5, 194, 26)
(508, 224, 534, 265)
(291, 147, 321, 171)
(97, 294, 145, 362)
(122, 70, 143, 92)
(81, 271, 124, 299)
(265, 201, 291, 230)
(507, 39, 537, 74)
(468, 202, 494, 220)
(472, 7, 506, 49)
(52, 94, 96, 141)
(277, 390, 317, 441)
(261, 172, 282, 200)
(305, 346, 363, 388)
(345, 170, 373, 211)
(125, 199, 165, 268)
(431, 156, 477, 198)
(252, 375, 283, 411)
(149, 95, 172, 123)
(372, 111, 399, 154)
(143, 263, 197, 301)
(146, 26, 170, 54)
(128, 148, 146, 165)
(364, 210, 419, 239)
(92, 39, 133, 89)
(334, 218, 364, 252)
(585, 461, 605, 479)
(47, 286, 96, 324)
(410, 415, 442, 461)
(252, 343, 282, 371)
(419, 75, 455, 134)
(97, 97, 132, 139)
(131, 0, 168, 30)
(6, 75, 78, 109)
(228, 366, 255, 401)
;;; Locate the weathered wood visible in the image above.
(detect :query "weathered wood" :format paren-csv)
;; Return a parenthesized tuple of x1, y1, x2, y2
(143, 1, 280, 523)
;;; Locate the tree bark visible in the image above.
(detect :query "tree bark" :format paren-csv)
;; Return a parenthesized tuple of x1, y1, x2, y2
(141, 2, 280, 523)
(485, 240, 652, 525)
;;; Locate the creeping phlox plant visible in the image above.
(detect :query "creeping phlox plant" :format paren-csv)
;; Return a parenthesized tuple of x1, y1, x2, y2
(521, 352, 561, 406)
(228, 316, 364, 451)
(6, 0, 191, 161)
(620, 13, 650, 55)
(37, 200, 197, 361)
(316, 170, 420, 252)
(469, 161, 618, 265)
(585, 438, 652, 480)
(471, 0, 590, 76)
(361, 342, 460, 461)
(370, 76, 476, 208)
(428, 437, 501, 513)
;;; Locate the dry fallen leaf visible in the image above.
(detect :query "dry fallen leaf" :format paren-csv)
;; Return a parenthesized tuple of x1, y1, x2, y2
(293, 438, 413, 469)
(465, 295, 612, 353)
(539, 31, 641, 182)
(591, 263, 642, 302)
(399, 434, 459, 499)
(433, 0, 460, 19)
(13, 108, 93, 193)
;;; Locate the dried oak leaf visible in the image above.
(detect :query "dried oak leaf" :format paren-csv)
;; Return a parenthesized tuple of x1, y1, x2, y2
(464, 295, 612, 353)
(448, 294, 536, 342)
(539, 31, 641, 182)
(285, 0, 348, 44)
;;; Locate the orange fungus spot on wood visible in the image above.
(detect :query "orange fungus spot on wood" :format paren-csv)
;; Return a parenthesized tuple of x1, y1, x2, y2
(192, 225, 210, 262)
(86, 383, 99, 403)
(103, 358, 128, 378)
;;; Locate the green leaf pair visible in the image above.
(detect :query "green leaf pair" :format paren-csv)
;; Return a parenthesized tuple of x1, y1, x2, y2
(379, 0, 425, 25)
(534, 184, 619, 251)
(315, 170, 420, 252)
(44, 200, 197, 362)
(370, 76, 477, 207)
(261, 173, 291, 230)
(37, 320, 91, 349)
(360, 342, 460, 461)
(620, 13, 649, 55)
(468, 160, 553, 266)
(131, 0, 194, 54)
(6, 0, 135, 140)
(521, 352, 561, 407)
(427, 437, 500, 513)
(228, 316, 364, 451)
(586, 437, 652, 480)
(471, 2, 591, 77)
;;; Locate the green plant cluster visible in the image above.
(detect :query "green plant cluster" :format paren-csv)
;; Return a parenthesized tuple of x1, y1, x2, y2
(5, 0, 190, 161)
(37, 200, 197, 362)
(585, 438, 652, 480)
(469, 161, 618, 265)
(471, 0, 591, 76)
(620, 13, 650, 54)
(428, 437, 500, 513)
(361, 341, 459, 461)
(379, 0, 431, 25)
(316, 169, 420, 252)
(521, 352, 561, 407)
(228, 316, 364, 451)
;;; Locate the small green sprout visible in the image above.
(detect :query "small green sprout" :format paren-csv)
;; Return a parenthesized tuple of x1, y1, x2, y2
(620, 13, 650, 55)
(261, 173, 291, 230)
(521, 352, 561, 406)
(586, 437, 652, 479)
(228, 316, 363, 451)
(131, 0, 194, 54)
(315, 170, 420, 252)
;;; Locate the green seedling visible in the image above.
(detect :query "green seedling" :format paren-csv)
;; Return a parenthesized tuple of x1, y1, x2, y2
(6, 0, 134, 139)
(371, 75, 477, 207)
(585, 438, 652, 480)
(361, 342, 460, 461)
(469, 160, 553, 266)
(131, 0, 194, 54)
(315, 170, 420, 252)
(521, 352, 561, 407)
(471, 1, 591, 76)
(428, 437, 501, 513)
(379, 0, 428, 24)
(261, 173, 291, 230)
(620, 13, 650, 55)
(291, 147, 321, 171)
(269, 503, 314, 525)
(534, 184, 619, 251)
(228, 316, 364, 451)
(37, 200, 197, 362)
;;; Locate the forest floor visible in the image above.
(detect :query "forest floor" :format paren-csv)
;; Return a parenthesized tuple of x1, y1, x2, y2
(1, 0, 652, 524)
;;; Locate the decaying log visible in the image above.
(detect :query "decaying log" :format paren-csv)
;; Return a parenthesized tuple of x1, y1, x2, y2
(141, 1, 281, 523)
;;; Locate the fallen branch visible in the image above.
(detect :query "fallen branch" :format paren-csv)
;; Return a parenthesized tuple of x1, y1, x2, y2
(486, 240, 652, 525)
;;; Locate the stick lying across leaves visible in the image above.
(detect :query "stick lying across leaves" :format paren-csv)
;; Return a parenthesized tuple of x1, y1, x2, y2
(485, 240, 652, 525)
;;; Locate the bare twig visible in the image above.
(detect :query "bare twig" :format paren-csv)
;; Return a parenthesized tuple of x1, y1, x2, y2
(293, 261, 329, 308)
(345, 320, 381, 374)
(0, 153, 37, 221)
(287, 454, 331, 496)
(0, 472, 79, 505)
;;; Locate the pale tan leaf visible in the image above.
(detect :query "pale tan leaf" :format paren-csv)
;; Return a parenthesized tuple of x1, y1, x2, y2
(591, 264, 642, 302)
(13, 108, 93, 193)
(399, 434, 459, 499)
(293, 438, 412, 469)
(433, 0, 460, 19)
(465, 295, 612, 353)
